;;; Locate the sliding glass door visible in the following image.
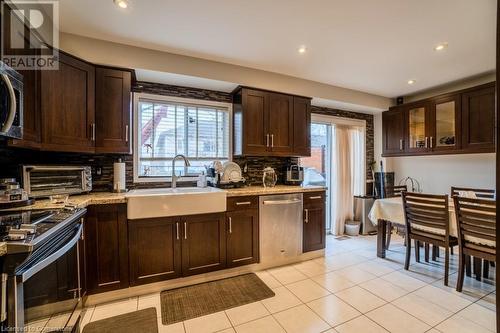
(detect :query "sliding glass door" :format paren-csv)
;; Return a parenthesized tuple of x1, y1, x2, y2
(300, 115, 366, 235)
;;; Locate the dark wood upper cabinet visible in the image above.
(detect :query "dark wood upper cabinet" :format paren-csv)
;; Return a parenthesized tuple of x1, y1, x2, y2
(8, 69, 41, 149)
(233, 87, 311, 157)
(41, 53, 95, 153)
(461, 84, 496, 152)
(95, 67, 132, 154)
(85, 204, 129, 294)
(293, 96, 312, 156)
(181, 213, 227, 276)
(382, 82, 495, 157)
(226, 196, 259, 267)
(128, 217, 182, 286)
(268, 92, 294, 155)
(303, 191, 326, 253)
(382, 108, 406, 155)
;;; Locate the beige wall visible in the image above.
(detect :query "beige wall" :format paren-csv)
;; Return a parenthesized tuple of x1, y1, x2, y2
(385, 154, 495, 194)
(60, 33, 391, 111)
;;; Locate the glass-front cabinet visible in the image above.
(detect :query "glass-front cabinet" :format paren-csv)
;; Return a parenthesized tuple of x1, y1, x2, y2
(430, 95, 461, 152)
(405, 102, 431, 153)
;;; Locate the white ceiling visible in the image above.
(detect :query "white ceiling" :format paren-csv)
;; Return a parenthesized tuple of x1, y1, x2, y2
(59, 0, 496, 98)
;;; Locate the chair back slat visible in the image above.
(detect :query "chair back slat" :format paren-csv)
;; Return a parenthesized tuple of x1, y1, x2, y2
(385, 185, 407, 198)
(453, 196, 496, 249)
(451, 186, 495, 199)
(402, 192, 449, 235)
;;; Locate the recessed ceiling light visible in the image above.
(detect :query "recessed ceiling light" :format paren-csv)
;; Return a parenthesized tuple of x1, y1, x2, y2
(407, 79, 416, 85)
(113, 0, 129, 9)
(434, 42, 448, 51)
(298, 46, 307, 54)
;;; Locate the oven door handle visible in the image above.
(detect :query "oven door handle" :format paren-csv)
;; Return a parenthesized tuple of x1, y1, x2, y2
(19, 224, 83, 283)
(0, 73, 17, 133)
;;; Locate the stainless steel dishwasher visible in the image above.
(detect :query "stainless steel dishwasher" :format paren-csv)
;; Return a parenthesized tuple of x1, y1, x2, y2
(259, 193, 303, 264)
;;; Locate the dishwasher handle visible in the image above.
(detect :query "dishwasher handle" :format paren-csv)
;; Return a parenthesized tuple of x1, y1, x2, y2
(262, 198, 302, 205)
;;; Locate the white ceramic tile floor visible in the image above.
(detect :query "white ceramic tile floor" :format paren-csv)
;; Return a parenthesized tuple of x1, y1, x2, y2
(81, 234, 496, 333)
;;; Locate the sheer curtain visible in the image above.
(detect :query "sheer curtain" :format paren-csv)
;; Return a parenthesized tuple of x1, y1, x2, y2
(331, 125, 365, 235)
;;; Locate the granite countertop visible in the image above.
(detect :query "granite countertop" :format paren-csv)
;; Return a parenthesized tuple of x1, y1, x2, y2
(225, 185, 326, 197)
(1, 185, 326, 211)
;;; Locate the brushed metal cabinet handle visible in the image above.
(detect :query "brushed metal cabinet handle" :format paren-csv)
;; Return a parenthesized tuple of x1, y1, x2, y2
(266, 134, 270, 147)
(309, 196, 322, 200)
(125, 125, 129, 142)
(304, 209, 309, 223)
(235, 201, 251, 206)
(271, 134, 274, 148)
(399, 139, 403, 150)
(184, 222, 187, 240)
(228, 217, 232, 234)
(176, 222, 179, 240)
(430, 136, 433, 148)
(91, 123, 96, 141)
(425, 137, 429, 148)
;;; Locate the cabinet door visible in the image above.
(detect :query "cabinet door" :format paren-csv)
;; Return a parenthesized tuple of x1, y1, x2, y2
(242, 89, 269, 154)
(181, 213, 226, 276)
(430, 94, 461, 152)
(85, 204, 129, 294)
(269, 92, 294, 155)
(95, 67, 131, 154)
(303, 192, 326, 253)
(129, 218, 182, 286)
(461, 85, 495, 152)
(41, 53, 95, 153)
(382, 109, 406, 155)
(226, 209, 259, 267)
(292, 96, 311, 156)
(405, 103, 432, 153)
(8, 69, 41, 149)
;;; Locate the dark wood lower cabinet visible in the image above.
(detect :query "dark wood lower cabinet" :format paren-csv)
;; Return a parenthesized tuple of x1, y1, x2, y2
(303, 192, 326, 253)
(85, 204, 129, 294)
(226, 209, 259, 267)
(128, 218, 182, 286)
(182, 213, 227, 276)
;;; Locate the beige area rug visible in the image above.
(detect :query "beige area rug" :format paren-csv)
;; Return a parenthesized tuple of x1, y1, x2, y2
(160, 273, 275, 325)
(82, 307, 158, 333)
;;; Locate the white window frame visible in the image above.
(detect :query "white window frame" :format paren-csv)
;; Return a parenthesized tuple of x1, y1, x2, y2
(133, 93, 233, 183)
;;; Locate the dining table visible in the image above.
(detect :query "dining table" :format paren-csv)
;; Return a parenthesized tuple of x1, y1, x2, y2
(368, 196, 460, 258)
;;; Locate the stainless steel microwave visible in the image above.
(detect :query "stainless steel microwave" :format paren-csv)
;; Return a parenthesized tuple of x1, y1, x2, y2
(22, 165, 92, 198)
(0, 62, 23, 139)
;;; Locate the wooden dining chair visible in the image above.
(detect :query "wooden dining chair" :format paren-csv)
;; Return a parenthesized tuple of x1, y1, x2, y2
(451, 186, 495, 278)
(385, 185, 408, 249)
(402, 192, 457, 286)
(453, 196, 496, 292)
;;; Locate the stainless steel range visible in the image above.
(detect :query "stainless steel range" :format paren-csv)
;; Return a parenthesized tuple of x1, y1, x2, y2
(0, 207, 86, 332)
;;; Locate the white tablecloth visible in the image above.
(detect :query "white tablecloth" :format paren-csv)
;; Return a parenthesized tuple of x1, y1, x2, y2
(368, 197, 458, 237)
(368, 197, 495, 247)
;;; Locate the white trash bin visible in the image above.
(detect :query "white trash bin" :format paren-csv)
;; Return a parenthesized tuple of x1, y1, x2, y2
(345, 220, 361, 236)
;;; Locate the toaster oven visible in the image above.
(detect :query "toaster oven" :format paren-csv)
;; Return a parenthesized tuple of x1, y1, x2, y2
(22, 165, 92, 198)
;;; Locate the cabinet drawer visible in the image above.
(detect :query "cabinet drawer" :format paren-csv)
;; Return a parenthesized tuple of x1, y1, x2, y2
(227, 196, 259, 211)
(303, 191, 326, 207)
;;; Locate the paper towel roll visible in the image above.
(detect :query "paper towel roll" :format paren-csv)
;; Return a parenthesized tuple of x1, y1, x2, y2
(113, 161, 126, 192)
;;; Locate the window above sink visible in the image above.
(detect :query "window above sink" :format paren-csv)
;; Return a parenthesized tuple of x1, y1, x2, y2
(133, 93, 233, 183)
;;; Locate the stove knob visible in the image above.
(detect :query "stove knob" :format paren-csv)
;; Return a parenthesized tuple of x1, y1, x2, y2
(7, 230, 27, 240)
(20, 224, 36, 234)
